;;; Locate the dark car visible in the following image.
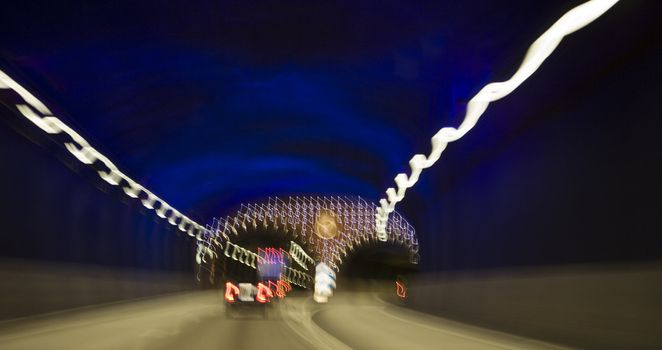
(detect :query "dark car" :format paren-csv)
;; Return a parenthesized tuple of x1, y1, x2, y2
(224, 281, 273, 318)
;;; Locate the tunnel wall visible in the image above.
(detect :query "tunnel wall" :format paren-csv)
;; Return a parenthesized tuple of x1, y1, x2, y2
(0, 258, 197, 321)
(403, 3, 662, 274)
(0, 104, 202, 322)
(0, 105, 196, 272)
(403, 262, 662, 349)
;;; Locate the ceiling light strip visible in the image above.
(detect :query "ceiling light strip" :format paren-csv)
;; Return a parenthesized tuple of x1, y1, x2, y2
(0, 69, 206, 239)
(375, 0, 619, 238)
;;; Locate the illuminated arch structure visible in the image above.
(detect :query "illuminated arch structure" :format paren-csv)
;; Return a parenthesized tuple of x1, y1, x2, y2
(205, 196, 419, 276)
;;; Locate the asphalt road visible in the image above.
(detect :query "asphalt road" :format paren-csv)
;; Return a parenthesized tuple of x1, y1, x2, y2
(0, 290, 568, 349)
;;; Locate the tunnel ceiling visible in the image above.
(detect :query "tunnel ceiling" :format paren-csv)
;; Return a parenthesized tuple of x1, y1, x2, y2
(1, 1, 659, 269)
(0, 0, 594, 215)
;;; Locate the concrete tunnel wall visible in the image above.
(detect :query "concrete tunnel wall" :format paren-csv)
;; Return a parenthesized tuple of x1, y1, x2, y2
(0, 259, 197, 321)
(0, 112, 200, 321)
(402, 262, 662, 349)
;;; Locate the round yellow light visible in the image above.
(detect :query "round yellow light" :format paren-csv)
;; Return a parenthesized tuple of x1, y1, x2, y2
(315, 209, 339, 240)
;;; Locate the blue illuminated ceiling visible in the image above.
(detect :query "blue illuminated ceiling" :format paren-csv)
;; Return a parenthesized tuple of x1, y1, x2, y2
(0, 0, 652, 229)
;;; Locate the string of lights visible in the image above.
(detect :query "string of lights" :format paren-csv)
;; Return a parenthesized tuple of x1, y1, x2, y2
(374, 0, 620, 237)
(289, 241, 315, 271)
(222, 239, 260, 268)
(283, 266, 314, 288)
(209, 237, 312, 287)
(208, 196, 419, 269)
(0, 69, 207, 239)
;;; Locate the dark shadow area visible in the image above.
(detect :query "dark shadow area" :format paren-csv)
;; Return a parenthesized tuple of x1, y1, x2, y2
(338, 242, 418, 282)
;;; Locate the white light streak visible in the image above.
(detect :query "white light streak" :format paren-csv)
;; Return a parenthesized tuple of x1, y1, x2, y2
(283, 266, 314, 288)
(289, 241, 315, 270)
(0, 69, 206, 238)
(375, 0, 620, 237)
(211, 237, 312, 288)
(208, 196, 419, 269)
(195, 241, 217, 265)
(314, 262, 336, 303)
(222, 240, 260, 268)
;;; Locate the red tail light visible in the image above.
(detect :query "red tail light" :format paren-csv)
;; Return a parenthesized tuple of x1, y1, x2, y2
(275, 279, 291, 297)
(280, 280, 292, 292)
(225, 282, 239, 303)
(268, 281, 282, 298)
(256, 282, 273, 303)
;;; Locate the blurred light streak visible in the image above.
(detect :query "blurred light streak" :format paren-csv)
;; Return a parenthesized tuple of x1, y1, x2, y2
(267, 280, 282, 298)
(207, 196, 419, 270)
(274, 279, 292, 298)
(195, 240, 217, 265)
(396, 281, 407, 299)
(216, 237, 313, 288)
(374, 0, 620, 238)
(256, 282, 273, 303)
(283, 266, 314, 288)
(289, 241, 314, 271)
(0, 69, 206, 238)
(238, 283, 257, 302)
(314, 262, 336, 303)
(223, 239, 260, 269)
(225, 282, 239, 303)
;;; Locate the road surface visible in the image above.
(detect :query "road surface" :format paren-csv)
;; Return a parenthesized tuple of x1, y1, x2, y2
(0, 290, 567, 349)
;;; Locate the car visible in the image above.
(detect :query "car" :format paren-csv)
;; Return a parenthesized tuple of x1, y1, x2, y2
(224, 247, 291, 318)
(224, 281, 273, 318)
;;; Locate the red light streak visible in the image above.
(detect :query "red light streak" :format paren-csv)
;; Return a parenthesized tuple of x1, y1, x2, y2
(225, 282, 239, 303)
(396, 281, 407, 299)
(256, 282, 273, 303)
(279, 279, 292, 292)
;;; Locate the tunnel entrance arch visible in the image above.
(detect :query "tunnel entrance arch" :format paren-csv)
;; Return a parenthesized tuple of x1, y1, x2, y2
(208, 196, 419, 273)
